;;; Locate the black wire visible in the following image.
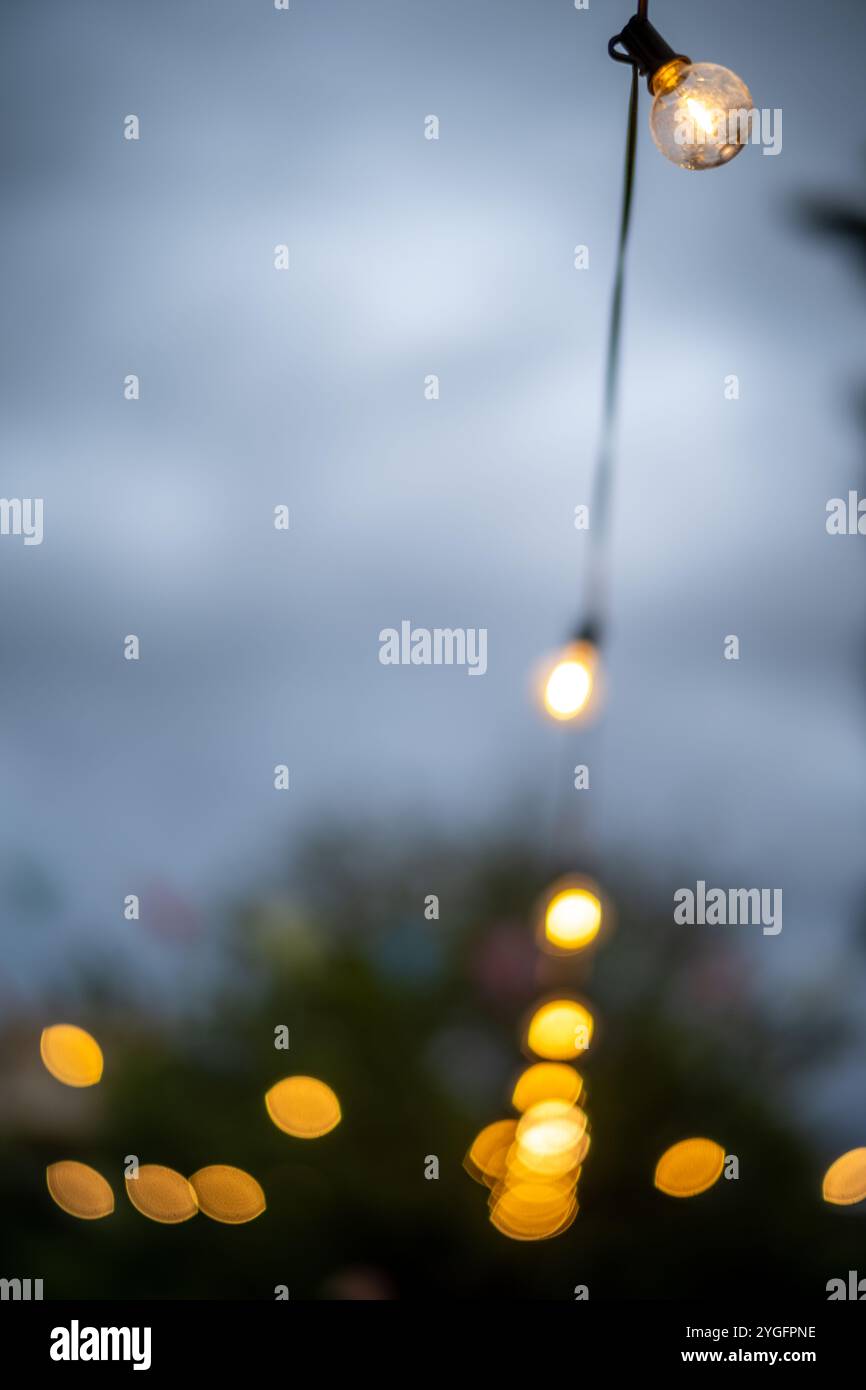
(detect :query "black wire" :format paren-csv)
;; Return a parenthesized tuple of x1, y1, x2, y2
(582, 59, 639, 642)
(544, 30, 643, 889)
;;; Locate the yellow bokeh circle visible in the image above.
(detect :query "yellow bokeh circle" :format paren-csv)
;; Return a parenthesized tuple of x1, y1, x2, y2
(40, 1024, 103, 1087)
(654, 1138, 725, 1198)
(47, 1161, 114, 1220)
(265, 1075, 342, 1139)
(526, 998, 594, 1061)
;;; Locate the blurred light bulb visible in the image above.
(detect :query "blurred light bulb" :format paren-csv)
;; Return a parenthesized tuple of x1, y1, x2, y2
(511, 1062, 583, 1113)
(526, 998, 594, 1061)
(489, 1181, 578, 1242)
(515, 1100, 587, 1176)
(654, 1138, 725, 1198)
(540, 640, 598, 721)
(545, 660, 590, 718)
(544, 886, 602, 952)
(649, 60, 753, 170)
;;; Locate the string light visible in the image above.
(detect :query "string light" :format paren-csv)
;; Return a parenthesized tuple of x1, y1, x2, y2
(539, 878, 604, 954)
(525, 997, 594, 1062)
(514, 1101, 588, 1178)
(561, 0, 755, 666)
(511, 1062, 583, 1112)
(609, 9, 752, 171)
(474, 3, 758, 1239)
(539, 637, 599, 722)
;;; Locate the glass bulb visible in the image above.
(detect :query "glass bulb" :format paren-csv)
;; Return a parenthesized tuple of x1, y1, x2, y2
(649, 60, 753, 170)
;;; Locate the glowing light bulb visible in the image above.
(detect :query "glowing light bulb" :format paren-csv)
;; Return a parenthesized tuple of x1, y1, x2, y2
(526, 998, 594, 1061)
(511, 1062, 583, 1113)
(489, 1181, 578, 1241)
(649, 59, 752, 170)
(515, 1100, 587, 1175)
(545, 660, 589, 718)
(540, 640, 598, 721)
(543, 885, 602, 952)
(609, 17, 753, 171)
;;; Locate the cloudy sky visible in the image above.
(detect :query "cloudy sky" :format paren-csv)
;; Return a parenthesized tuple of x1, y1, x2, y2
(2, 0, 865, 1095)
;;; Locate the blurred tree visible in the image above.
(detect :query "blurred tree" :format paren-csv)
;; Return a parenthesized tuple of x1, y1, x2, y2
(1, 823, 860, 1300)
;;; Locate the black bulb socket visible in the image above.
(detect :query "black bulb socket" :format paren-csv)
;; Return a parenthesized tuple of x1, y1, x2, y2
(572, 619, 602, 649)
(608, 15, 690, 92)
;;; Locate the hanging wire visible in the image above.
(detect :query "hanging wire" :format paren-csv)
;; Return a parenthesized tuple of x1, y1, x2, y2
(580, 57, 640, 643)
(544, 31, 643, 874)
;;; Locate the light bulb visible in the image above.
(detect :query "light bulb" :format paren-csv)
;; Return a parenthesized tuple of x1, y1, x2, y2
(536, 875, 610, 956)
(540, 640, 599, 722)
(525, 998, 594, 1061)
(609, 16, 753, 171)
(649, 59, 753, 170)
(543, 885, 602, 952)
(514, 1100, 587, 1175)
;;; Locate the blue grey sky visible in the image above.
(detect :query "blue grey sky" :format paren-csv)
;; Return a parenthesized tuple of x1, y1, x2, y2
(2, 0, 865, 1078)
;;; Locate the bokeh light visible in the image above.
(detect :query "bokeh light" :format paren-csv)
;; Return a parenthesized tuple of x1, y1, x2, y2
(464, 1119, 517, 1185)
(541, 880, 603, 953)
(511, 1062, 583, 1113)
(822, 1148, 866, 1206)
(526, 998, 594, 1060)
(125, 1164, 199, 1224)
(539, 641, 599, 722)
(489, 1181, 578, 1241)
(39, 1024, 103, 1087)
(514, 1101, 587, 1175)
(503, 1140, 587, 1187)
(487, 1103, 588, 1241)
(46, 1161, 114, 1220)
(654, 1138, 725, 1198)
(265, 1075, 342, 1139)
(189, 1165, 266, 1224)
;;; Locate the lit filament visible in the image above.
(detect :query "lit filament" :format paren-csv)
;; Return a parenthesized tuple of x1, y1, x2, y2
(685, 97, 716, 137)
